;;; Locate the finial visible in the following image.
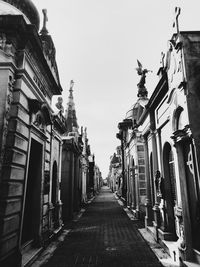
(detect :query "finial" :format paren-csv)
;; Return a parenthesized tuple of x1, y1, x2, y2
(173, 7, 181, 34)
(84, 127, 87, 137)
(70, 80, 74, 93)
(40, 9, 49, 35)
(55, 96, 64, 113)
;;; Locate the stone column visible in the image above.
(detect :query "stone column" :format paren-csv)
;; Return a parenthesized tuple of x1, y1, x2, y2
(121, 134, 127, 204)
(57, 140, 63, 230)
(150, 130, 161, 241)
(144, 136, 153, 227)
(155, 129, 167, 233)
(174, 140, 193, 260)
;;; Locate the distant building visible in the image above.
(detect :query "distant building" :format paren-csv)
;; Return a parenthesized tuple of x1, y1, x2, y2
(108, 149, 122, 194)
(94, 165, 102, 194)
(81, 127, 90, 203)
(61, 82, 83, 223)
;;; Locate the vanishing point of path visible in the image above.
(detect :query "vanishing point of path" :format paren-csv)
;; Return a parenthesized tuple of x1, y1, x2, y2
(40, 186, 163, 267)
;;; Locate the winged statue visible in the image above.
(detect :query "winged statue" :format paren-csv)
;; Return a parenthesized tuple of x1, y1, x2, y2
(135, 60, 152, 97)
(136, 60, 152, 76)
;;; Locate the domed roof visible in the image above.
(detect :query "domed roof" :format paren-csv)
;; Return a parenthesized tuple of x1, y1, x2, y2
(1, 0, 40, 30)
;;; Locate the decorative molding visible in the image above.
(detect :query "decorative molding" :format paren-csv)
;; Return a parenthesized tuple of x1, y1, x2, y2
(171, 125, 191, 143)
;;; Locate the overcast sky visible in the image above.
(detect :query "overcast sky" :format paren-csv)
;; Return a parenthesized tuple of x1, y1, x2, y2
(33, 0, 200, 178)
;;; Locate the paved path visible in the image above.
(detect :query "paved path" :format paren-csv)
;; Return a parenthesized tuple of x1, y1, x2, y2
(41, 186, 163, 267)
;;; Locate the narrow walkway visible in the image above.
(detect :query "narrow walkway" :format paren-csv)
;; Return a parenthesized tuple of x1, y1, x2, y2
(40, 187, 163, 267)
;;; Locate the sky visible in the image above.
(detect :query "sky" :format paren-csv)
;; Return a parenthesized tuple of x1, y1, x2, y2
(33, 0, 200, 178)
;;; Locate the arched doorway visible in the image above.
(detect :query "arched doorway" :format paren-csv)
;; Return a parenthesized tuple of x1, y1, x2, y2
(163, 142, 177, 239)
(21, 139, 43, 246)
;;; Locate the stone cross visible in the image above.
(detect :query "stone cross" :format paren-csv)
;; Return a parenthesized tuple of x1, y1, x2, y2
(70, 80, 74, 92)
(173, 7, 181, 34)
(160, 52, 165, 68)
(41, 9, 48, 35)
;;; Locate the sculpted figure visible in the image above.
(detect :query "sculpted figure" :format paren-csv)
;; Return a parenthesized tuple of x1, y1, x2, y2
(154, 170, 160, 192)
(55, 96, 64, 113)
(135, 60, 152, 97)
(154, 170, 165, 199)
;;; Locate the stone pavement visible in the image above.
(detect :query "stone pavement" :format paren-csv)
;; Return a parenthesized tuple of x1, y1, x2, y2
(34, 186, 164, 267)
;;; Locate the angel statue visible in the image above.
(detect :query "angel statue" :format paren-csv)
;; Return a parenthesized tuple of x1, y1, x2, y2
(135, 60, 152, 97)
(55, 96, 64, 113)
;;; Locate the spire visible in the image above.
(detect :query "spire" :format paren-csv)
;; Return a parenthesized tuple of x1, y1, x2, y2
(65, 80, 78, 132)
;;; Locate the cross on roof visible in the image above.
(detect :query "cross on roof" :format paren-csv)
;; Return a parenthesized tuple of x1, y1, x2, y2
(70, 80, 74, 93)
(160, 52, 165, 68)
(173, 7, 181, 34)
(43, 9, 48, 27)
(40, 9, 48, 35)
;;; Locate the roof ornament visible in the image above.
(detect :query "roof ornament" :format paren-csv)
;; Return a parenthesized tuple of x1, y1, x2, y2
(40, 9, 49, 35)
(160, 52, 165, 68)
(135, 60, 152, 98)
(55, 96, 64, 113)
(173, 7, 181, 34)
(70, 80, 74, 93)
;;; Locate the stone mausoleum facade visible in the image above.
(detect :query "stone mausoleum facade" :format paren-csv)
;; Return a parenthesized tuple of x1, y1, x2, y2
(117, 8, 200, 266)
(0, 1, 65, 266)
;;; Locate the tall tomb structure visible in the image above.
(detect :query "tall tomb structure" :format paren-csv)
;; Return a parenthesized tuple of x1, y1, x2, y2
(0, 1, 65, 266)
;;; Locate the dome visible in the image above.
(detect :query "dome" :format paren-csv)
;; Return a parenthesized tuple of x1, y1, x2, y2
(0, 0, 40, 30)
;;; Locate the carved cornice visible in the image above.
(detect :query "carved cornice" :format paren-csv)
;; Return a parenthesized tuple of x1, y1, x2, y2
(52, 113, 67, 134)
(118, 119, 132, 130)
(171, 125, 191, 143)
(0, 15, 62, 95)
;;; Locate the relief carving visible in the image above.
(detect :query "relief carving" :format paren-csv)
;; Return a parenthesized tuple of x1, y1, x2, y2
(29, 99, 52, 133)
(154, 170, 165, 199)
(0, 76, 15, 168)
(166, 39, 185, 93)
(44, 171, 50, 194)
(0, 33, 13, 56)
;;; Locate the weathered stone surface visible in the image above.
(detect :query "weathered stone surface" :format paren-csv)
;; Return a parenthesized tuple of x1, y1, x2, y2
(0, 198, 21, 216)
(2, 165, 25, 181)
(45, 141, 51, 153)
(11, 150, 26, 165)
(45, 161, 50, 171)
(43, 195, 49, 204)
(43, 204, 49, 216)
(0, 233, 18, 257)
(10, 105, 29, 125)
(9, 119, 29, 139)
(45, 152, 50, 162)
(1, 214, 20, 237)
(12, 91, 29, 112)
(42, 215, 49, 228)
(6, 133, 28, 152)
(0, 182, 23, 197)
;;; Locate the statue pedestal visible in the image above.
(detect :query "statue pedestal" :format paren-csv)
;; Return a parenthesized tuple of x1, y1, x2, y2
(145, 199, 153, 227)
